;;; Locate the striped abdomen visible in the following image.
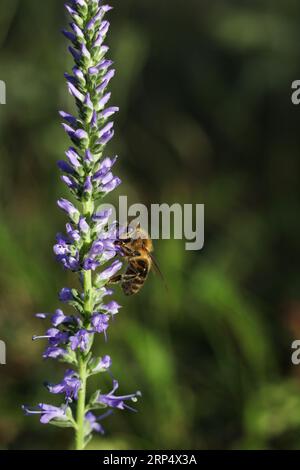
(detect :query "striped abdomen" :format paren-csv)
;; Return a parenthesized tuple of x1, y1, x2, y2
(122, 256, 151, 296)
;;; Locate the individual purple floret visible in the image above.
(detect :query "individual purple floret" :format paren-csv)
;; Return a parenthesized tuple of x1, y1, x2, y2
(85, 410, 113, 436)
(70, 329, 91, 352)
(96, 380, 141, 412)
(22, 404, 70, 425)
(46, 370, 81, 402)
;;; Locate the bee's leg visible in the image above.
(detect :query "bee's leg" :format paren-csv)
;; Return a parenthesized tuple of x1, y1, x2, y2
(108, 274, 123, 284)
(108, 272, 137, 285)
(122, 273, 138, 280)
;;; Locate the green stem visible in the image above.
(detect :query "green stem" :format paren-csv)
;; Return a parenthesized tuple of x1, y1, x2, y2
(76, 355, 88, 450)
(75, 198, 94, 450)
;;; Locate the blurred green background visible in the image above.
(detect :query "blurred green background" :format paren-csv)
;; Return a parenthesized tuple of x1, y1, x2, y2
(1, 0, 300, 450)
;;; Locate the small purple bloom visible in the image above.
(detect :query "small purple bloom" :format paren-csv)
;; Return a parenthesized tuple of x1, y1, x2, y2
(94, 157, 117, 182)
(98, 260, 122, 281)
(51, 309, 74, 327)
(83, 176, 93, 194)
(68, 82, 84, 102)
(43, 347, 67, 360)
(61, 175, 78, 191)
(79, 217, 89, 234)
(66, 223, 81, 242)
(57, 198, 79, 222)
(62, 29, 76, 42)
(59, 110, 78, 127)
(102, 176, 121, 194)
(36, 313, 47, 320)
(84, 92, 93, 110)
(98, 129, 114, 146)
(85, 410, 114, 436)
(102, 301, 121, 316)
(91, 313, 110, 337)
(22, 404, 69, 424)
(101, 106, 119, 119)
(92, 355, 112, 373)
(70, 22, 84, 40)
(57, 159, 75, 175)
(47, 369, 81, 402)
(59, 288, 74, 303)
(96, 381, 141, 412)
(33, 328, 69, 347)
(97, 69, 115, 93)
(73, 66, 85, 82)
(70, 329, 90, 352)
(98, 92, 111, 109)
(99, 122, 114, 139)
(85, 148, 93, 162)
(73, 128, 88, 141)
(85, 412, 105, 435)
(65, 147, 81, 168)
(84, 257, 100, 271)
(92, 208, 113, 228)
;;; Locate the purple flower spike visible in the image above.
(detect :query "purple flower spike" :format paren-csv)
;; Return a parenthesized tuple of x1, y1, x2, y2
(24, 2, 140, 449)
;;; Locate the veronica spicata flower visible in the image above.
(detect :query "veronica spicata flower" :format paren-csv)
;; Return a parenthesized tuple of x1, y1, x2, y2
(46, 370, 81, 402)
(23, 0, 141, 450)
(95, 380, 142, 411)
(22, 404, 71, 425)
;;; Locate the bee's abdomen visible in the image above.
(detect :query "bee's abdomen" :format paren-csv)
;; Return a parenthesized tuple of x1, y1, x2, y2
(121, 257, 150, 295)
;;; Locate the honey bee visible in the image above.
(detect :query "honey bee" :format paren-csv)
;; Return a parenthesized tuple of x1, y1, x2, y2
(109, 224, 162, 296)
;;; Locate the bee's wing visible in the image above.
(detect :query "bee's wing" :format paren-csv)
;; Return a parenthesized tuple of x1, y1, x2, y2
(148, 251, 168, 292)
